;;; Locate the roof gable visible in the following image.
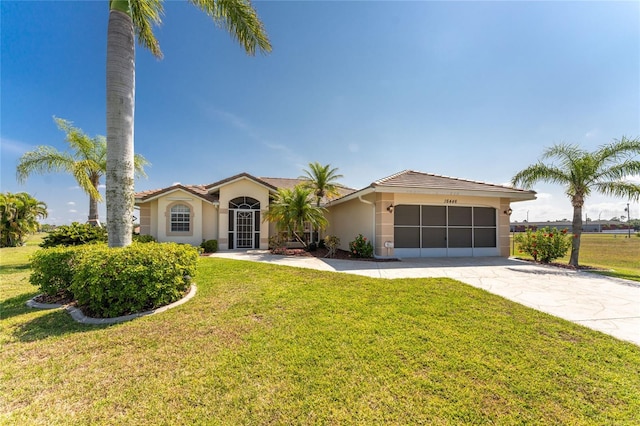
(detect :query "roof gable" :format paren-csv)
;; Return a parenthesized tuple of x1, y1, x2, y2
(205, 172, 278, 192)
(135, 184, 217, 203)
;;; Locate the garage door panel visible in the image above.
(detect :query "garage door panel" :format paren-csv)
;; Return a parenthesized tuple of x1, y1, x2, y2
(422, 227, 446, 248)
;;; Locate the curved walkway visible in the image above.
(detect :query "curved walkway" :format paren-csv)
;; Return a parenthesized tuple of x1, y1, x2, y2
(211, 251, 640, 346)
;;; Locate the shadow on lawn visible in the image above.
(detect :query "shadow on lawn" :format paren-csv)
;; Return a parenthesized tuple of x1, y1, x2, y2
(1, 293, 108, 341)
(0, 292, 40, 320)
(12, 309, 107, 342)
(0, 263, 32, 275)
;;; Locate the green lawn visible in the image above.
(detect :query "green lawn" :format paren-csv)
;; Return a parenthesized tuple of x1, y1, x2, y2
(511, 233, 640, 282)
(1, 240, 640, 424)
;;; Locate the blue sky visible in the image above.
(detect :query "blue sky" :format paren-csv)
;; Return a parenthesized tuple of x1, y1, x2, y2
(2, 0, 639, 225)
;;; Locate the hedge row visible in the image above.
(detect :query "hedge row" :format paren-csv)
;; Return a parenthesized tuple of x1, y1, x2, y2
(30, 242, 198, 318)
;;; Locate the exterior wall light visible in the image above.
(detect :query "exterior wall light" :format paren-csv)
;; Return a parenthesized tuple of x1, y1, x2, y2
(504, 208, 513, 215)
(387, 204, 394, 213)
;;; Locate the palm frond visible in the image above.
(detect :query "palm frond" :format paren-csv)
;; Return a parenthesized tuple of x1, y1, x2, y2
(189, 0, 271, 55)
(593, 181, 640, 202)
(16, 147, 75, 183)
(72, 162, 103, 201)
(127, 0, 164, 58)
(511, 163, 570, 190)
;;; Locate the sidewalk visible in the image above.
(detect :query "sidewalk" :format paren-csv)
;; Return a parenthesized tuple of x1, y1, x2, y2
(211, 251, 640, 346)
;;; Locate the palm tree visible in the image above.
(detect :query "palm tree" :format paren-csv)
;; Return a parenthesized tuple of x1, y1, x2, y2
(17, 117, 149, 225)
(300, 162, 343, 244)
(0, 192, 47, 247)
(106, 0, 271, 247)
(264, 186, 328, 247)
(512, 138, 640, 266)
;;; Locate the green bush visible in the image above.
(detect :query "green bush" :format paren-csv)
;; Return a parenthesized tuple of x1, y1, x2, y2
(133, 234, 156, 243)
(29, 246, 89, 298)
(71, 242, 199, 318)
(515, 226, 571, 263)
(200, 239, 218, 253)
(349, 234, 373, 258)
(40, 222, 107, 248)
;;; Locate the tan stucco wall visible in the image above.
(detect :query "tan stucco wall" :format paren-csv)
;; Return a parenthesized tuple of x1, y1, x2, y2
(499, 198, 511, 257)
(158, 194, 203, 245)
(202, 203, 218, 242)
(217, 178, 271, 250)
(138, 200, 158, 240)
(326, 193, 375, 253)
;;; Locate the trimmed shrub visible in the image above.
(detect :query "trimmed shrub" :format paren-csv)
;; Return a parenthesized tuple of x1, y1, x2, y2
(133, 234, 156, 243)
(71, 242, 199, 318)
(515, 226, 571, 263)
(29, 245, 89, 298)
(40, 222, 107, 248)
(200, 239, 218, 253)
(349, 234, 373, 258)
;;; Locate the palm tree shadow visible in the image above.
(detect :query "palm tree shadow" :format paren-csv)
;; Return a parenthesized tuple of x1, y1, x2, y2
(12, 309, 109, 342)
(0, 292, 40, 321)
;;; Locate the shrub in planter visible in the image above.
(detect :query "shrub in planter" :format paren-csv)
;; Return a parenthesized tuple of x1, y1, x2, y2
(349, 234, 373, 258)
(514, 226, 571, 263)
(29, 245, 89, 298)
(200, 239, 218, 253)
(71, 242, 199, 318)
(40, 222, 107, 248)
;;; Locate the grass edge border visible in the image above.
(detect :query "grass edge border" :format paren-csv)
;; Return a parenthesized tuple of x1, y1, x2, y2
(25, 284, 197, 325)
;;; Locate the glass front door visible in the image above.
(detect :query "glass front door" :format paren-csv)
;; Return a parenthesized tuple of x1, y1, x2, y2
(235, 210, 254, 249)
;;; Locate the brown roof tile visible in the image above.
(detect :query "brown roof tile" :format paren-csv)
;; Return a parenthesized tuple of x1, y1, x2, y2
(373, 170, 535, 195)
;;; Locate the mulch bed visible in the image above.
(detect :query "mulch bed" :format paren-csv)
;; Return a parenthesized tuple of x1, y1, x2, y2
(33, 291, 75, 306)
(272, 247, 399, 262)
(513, 257, 606, 271)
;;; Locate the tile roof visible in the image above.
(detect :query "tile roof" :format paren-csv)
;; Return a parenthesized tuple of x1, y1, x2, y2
(205, 172, 278, 191)
(135, 173, 356, 204)
(372, 170, 535, 195)
(135, 184, 218, 203)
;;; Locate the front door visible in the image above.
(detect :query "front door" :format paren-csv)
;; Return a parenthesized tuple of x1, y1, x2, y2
(235, 210, 254, 249)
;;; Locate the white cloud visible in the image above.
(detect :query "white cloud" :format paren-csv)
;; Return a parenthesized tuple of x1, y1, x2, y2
(69, 209, 77, 213)
(98, 184, 106, 189)
(0, 137, 32, 155)
(67, 201, 76, 206)
(585, 129, 599, 139)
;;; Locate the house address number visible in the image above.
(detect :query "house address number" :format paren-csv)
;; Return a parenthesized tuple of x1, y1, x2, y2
(444, 199, 458, 204)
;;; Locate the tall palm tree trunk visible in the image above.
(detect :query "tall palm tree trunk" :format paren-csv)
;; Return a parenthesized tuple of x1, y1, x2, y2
(569, 198, 583, 267)
(106, 9, 135, 247)
(88, 175, 100, 223)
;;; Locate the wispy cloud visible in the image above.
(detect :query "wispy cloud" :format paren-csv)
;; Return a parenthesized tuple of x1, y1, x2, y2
(67, 201, 76, 206)
(0, 137, 32, 155)
(69, 209, 77, 213)
(210, 107, 305, 164)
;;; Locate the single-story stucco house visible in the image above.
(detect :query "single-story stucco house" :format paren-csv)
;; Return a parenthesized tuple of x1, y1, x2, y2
(135, 170, 536, 258)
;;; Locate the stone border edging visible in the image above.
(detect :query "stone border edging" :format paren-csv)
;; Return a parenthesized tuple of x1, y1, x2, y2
(26, 285, 197, 325)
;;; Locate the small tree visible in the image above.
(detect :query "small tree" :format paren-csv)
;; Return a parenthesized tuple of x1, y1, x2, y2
(264, 186, 328, 247)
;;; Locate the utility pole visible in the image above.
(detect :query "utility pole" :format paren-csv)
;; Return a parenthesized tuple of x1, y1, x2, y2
(626, 203, 631, 238)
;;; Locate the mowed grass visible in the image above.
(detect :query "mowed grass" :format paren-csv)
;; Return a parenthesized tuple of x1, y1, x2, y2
(1, 242, 640, 424)
(511, 233, 640, 282)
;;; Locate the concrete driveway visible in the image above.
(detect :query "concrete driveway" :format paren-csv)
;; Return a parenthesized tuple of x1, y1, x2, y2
(210, 251, 640, 346)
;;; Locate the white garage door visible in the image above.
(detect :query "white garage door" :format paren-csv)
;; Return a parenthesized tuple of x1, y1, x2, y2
(393, 205, 498, 257)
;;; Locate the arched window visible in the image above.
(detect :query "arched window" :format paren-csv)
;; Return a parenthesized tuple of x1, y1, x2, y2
(170, 204, 191, 232)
